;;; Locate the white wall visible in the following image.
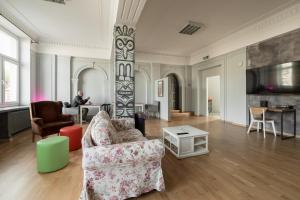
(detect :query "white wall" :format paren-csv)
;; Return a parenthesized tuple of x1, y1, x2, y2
(207, 76, 220, 114)
(226, 49, 246, 125)
(192, 48, 247, 125)
(30, 50, 37, 102)
(33, 52, 192, 120)
(35, 54, 112, 104)
(198, 67, 223, 117)
(56, 56, 71, 103)
(36, 54, 56, 101)
(154, 77, 170, 121)
(19, 38, 31, 105)
(135, 70, 147, 104)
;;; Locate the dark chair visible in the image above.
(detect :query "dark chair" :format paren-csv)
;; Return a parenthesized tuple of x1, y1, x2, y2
(30, 101, 74, 142)
(145, 101, 160, 119)
(135, 112, 146, 136)
(101, 104, 112, 117)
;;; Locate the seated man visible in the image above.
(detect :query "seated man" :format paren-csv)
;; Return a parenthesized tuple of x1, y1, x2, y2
(72, 90, 90, 121)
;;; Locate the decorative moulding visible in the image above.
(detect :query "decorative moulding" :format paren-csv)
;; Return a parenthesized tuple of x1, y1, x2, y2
(116, 0, 147, 27)
(136, 51, 189, 66)
(0, 1, 39, 40)
(189, 2, 300, 65)
(37, 42, 111, 60)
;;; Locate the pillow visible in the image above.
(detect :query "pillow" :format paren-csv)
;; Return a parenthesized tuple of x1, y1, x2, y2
(111, 118, 135, 131)
(91, 119, 112, 146)
(92, 116, 122, 145)
(96, 111, 110, 121)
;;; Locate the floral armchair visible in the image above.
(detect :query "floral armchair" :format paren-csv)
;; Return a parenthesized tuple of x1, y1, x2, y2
(80, 111, 165, 200)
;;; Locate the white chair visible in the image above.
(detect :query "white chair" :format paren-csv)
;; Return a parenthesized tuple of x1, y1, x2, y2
(247, 107, 277, 138)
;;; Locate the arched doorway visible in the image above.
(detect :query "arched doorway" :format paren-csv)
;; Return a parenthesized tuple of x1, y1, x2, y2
(167, 73, 180, 110)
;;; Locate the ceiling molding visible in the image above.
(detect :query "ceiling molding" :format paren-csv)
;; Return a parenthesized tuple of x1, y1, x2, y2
(116, 0, 147, 27)
(37, 42, 111, 60)
(136, 51, 189, 65)
(189, 2, 300, 65)
(0, 0, 39, 40)
(38, 40, 108, 50)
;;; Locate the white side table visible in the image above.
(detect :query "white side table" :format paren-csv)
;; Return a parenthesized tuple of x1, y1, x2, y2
(162, 125, 209, 159)
(80, 105, 101, 125)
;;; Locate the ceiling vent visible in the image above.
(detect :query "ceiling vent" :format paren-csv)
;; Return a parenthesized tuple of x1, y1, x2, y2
(179, 21, 203, 35)
(44, 0, 66, 4)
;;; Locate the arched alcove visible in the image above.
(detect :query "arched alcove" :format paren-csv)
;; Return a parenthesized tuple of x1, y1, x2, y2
(72, 65, 109, 104)
(78, 68, 107, 104)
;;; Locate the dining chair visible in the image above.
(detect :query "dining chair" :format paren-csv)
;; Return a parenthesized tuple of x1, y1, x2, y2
(247, 107, 277, 138)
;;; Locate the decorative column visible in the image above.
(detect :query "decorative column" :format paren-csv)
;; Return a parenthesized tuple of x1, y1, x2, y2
(114, 25, 135, 117)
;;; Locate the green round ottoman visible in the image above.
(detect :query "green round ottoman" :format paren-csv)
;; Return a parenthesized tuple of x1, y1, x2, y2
(37, 136, 69, 173)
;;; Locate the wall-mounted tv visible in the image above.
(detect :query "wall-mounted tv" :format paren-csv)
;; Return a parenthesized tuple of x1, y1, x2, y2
(246, 61, 300, 95)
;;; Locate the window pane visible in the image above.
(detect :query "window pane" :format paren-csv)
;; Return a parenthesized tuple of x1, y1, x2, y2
(0, 30, 18, 59)
(4, 61, 18, 102)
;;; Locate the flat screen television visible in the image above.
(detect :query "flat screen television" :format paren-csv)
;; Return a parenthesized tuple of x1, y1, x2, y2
(246, 61, 300, 95)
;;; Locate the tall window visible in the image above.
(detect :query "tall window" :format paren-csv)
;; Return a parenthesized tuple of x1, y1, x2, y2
(0, 28, 19, 107)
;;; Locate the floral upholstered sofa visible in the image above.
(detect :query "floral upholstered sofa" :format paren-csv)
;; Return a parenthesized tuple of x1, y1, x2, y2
(80, 111, 165, 200)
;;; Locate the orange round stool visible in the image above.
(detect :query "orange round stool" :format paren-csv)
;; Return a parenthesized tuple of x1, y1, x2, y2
(59, 125, 82, 151)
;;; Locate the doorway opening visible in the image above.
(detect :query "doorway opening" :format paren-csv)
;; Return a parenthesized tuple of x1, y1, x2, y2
(206, 75, 220, 117)
(167, 73, 180, 111)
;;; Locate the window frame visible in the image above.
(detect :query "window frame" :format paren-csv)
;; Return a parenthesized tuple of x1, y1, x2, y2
(0, 26, 20, 107)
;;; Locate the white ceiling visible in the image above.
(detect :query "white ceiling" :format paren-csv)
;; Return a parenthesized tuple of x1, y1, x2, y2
(0, 0, 298, 60)
(135, 0, 298, 56)
(0, 0, 118, 50)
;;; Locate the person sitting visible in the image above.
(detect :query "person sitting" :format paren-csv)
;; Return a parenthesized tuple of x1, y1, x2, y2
(72, 90, 90, 121)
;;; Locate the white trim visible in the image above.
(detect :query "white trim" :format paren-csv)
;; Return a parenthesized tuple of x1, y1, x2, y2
(72, 64, 109, 100)
(136, 51, 189, 66)
(189, 2, 300, 65)
(37, 42, 111, 60)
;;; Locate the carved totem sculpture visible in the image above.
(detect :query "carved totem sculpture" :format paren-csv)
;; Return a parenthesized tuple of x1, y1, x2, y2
(115, 25, 135, 117)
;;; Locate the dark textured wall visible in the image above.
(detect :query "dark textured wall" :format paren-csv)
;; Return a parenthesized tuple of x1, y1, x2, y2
(247, 28, 300, 136)
(247, 29, 300, 69)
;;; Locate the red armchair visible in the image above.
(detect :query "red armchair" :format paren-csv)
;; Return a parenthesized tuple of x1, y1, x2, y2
(30, 101, 74, 142)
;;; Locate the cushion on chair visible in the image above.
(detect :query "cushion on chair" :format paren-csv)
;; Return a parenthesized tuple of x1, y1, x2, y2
(95, 111, 111, 121)
(41, 121, 75, 132)
(119, 128, 146, 143)
(111, 118, 135, 131)
(94, 111, 122, 144)
(91, 120, 113, 146)
(34, 101, 62, 123)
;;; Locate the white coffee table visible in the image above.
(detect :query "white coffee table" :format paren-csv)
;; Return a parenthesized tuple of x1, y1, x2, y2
(162, 125, 209, 159)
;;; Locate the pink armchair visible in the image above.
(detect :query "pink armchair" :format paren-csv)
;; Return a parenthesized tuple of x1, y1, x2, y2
(80, 112, 165, 200)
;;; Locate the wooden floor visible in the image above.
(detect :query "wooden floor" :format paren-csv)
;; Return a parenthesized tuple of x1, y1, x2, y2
(1, 116, 300, 200)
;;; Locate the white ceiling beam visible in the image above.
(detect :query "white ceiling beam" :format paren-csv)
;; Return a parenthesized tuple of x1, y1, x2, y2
(116, 0, 147, 27)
